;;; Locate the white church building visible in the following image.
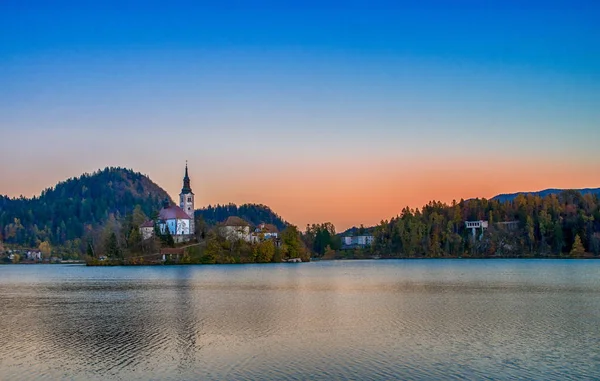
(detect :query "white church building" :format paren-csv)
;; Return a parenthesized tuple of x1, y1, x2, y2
(140, 164, 196, 243)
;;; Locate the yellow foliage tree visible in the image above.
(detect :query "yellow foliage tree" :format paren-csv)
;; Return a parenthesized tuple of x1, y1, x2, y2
(570, 234, 585, 257)
(39, 241, 52, 259)
(254, 239, 275, 263)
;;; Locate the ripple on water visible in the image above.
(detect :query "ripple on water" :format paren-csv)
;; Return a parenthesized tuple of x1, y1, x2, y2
(1, 260, 599, 380)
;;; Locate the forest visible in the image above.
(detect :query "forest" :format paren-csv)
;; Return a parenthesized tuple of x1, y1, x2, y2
(85, 208, 309, 266)
(0, 167, 287, 258)
(363, 190, 600, 258)
(196, 203, 287, 231)
(0, 168, 169, 257)
(2, 167, 599, 260)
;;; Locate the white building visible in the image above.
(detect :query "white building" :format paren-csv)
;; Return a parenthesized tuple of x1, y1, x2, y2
(218, 217, 252, 241)
(252, 223, 279, 240)
(140, 164, 195, 243)
(341, 235, 374, 249)
(465, 220, 488, 240)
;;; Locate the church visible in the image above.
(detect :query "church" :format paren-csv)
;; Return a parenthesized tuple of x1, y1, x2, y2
(140, 164, 195, 243)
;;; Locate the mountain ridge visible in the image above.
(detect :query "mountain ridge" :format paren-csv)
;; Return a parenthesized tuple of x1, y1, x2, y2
(491, 188, 600, 202)
(0, 167, 289, 253)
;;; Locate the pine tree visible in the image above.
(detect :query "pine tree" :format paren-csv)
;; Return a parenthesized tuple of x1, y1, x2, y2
(86, 241, 94, 258)
(164, 226, 175, 247)
(105, 232, 121, 259)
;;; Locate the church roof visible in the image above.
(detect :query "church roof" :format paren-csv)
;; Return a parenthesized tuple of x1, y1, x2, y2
(140, 220, 154, 228)
(257, 223, 279, 233)
(159, 205, 192, 221)
(263, 224, 279, 233)
(222, 216, 250, 227)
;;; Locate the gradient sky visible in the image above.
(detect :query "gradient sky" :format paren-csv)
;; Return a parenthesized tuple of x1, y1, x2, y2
(1, 1, 599, 231)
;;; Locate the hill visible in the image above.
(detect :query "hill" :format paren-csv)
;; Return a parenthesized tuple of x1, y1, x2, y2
(196, 203, 287, 231)
(339, 225, 376, 236)
(0, 167, 171, 250)
(492, 188, 600, 202)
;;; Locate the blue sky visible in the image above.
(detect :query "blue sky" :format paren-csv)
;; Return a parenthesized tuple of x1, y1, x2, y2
(1, 0, 599, 229)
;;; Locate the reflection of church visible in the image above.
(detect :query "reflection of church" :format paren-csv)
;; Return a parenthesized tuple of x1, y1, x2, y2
(140, 164, 195, 243)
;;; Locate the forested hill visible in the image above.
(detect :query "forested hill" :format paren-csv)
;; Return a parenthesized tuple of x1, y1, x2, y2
(196, 204, 287, 230)
(492, 188, 600, 203)
(0, 167, 171, 248)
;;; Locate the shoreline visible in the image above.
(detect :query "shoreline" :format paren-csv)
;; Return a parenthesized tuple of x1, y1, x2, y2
(83, 255, 598, 266)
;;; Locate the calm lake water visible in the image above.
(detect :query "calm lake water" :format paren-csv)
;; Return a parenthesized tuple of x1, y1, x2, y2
(1, 260, 599, 380)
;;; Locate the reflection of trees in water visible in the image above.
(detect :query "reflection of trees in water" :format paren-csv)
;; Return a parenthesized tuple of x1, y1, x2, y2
(171, 266, 199, 373)
(33, 281, 173, 377)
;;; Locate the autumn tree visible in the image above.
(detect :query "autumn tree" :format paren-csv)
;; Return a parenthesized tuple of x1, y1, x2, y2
(253, 239, 275, 263)
(281, 225, 307, 261)
(39, 241, 52, 259)
(570, 234, 585, 257)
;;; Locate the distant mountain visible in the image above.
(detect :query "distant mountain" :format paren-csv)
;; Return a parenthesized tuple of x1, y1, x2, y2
(0, 167, 171, 248)
(492, 188, 600, 202)
(196, 203, 287, 231)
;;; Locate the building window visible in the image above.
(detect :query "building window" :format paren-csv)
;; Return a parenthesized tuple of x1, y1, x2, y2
(188, 197, 192, 202)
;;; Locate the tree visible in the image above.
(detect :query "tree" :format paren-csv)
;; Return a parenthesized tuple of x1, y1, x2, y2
(281, 225, 307, 260)
(590, 233, 600, 256)
(194, 214, 208, 240)
(322, 245, 336, 260)
(39, 241, 52, 259)
(0, 240, 4, 254)
(86, 241, 95, 258)
(254, 239, 275, 263)
(525, 216, 535, 254)
(163, 226, 175, 247)
(570, 234, 585, 257)
(203, 232, 222, 264)
(105, 232, 122, 259)
(131, 205, 148, 227)
(128, 227, 142, 253)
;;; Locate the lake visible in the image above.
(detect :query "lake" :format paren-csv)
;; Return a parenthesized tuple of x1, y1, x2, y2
(1, 260, 599, 380)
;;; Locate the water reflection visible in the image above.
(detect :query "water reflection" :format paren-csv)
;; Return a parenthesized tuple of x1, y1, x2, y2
(0, 260, 599, 380)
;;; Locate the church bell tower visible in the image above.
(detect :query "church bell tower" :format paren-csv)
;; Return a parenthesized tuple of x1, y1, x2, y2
(179, 162, 195, 235)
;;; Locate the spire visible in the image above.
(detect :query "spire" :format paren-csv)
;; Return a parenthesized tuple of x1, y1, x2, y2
(181, 161, 192, 194)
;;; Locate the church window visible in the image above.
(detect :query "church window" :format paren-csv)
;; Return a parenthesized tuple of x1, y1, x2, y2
(188, 197, 192, 202)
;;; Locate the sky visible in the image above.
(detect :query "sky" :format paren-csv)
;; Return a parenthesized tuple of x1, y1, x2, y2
(1, 0, 599, 231)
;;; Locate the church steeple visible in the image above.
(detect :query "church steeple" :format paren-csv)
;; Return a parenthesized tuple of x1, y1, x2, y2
(181, 161, 192, 194)
(179, 162, 195, 232)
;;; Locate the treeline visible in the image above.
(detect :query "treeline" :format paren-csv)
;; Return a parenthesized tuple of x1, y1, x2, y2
(86, 207, 309, 265)
(182, 225, 309, 264)
(368, 190, 600, 258)
(0, 168, 169, 257)
(196, 203, 287, 231)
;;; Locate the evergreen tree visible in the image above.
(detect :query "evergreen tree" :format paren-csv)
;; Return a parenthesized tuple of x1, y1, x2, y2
(86, 241, 94, 258)
(105, 232, 121, 259)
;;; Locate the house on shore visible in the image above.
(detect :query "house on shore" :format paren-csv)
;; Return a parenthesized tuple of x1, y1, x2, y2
(341, 235, 374, 249)
(218, 219, 281, 244)
(218, 216, 252, 241)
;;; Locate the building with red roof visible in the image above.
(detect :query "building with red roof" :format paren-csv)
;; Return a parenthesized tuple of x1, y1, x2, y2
(139, 164, 196, 243)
